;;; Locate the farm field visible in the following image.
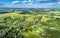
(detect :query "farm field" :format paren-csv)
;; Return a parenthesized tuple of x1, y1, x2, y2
(0, 10, 60, 38)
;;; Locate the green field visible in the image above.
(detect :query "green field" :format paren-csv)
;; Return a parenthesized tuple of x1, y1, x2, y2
(0, 10, 60, 38)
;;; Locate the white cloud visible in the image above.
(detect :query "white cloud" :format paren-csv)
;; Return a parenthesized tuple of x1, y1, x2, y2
(57, 2, 60, 4)
(12, 1, 20, 4)
(22, 0, 34, 6)
(45, 3, 54, 6)
(28, 3, 32, 6)
(56, 2, 60, 7)
(36, 0, 50, 2)
(23, 1, 27, 3)
(28, 0, 32, 2)
(23, 0, 32, 3)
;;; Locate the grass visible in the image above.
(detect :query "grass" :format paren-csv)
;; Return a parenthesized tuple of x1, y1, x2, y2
(0, 11, 60, 38)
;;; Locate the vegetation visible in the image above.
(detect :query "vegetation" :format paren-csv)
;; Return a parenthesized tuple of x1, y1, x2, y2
(0, 10, 60, 38)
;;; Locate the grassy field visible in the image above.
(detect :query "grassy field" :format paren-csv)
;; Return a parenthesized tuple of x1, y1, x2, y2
(0, 11, 60, 38)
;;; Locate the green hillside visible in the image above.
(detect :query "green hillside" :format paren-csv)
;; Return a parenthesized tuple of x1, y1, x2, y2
(0, 11, 60, 38)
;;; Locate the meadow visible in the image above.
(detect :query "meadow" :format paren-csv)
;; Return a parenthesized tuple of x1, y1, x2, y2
(0, 9, 60, 38)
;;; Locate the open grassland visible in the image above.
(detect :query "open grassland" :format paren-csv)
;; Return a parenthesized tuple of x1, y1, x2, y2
(0, 11, 60, 38)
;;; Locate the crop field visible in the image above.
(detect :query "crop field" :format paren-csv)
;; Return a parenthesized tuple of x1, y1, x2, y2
(0, 10, 60, 38)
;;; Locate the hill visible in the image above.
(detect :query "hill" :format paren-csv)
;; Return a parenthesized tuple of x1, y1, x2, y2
(0, 11, 60, 38)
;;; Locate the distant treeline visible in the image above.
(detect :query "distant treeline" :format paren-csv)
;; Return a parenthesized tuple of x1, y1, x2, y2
(0, 8, 60, 14)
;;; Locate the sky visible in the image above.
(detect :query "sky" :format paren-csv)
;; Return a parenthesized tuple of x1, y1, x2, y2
(0, 0, 60, 8)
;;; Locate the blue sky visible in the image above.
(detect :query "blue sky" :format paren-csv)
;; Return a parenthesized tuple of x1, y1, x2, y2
(0, 0, 60, 8)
